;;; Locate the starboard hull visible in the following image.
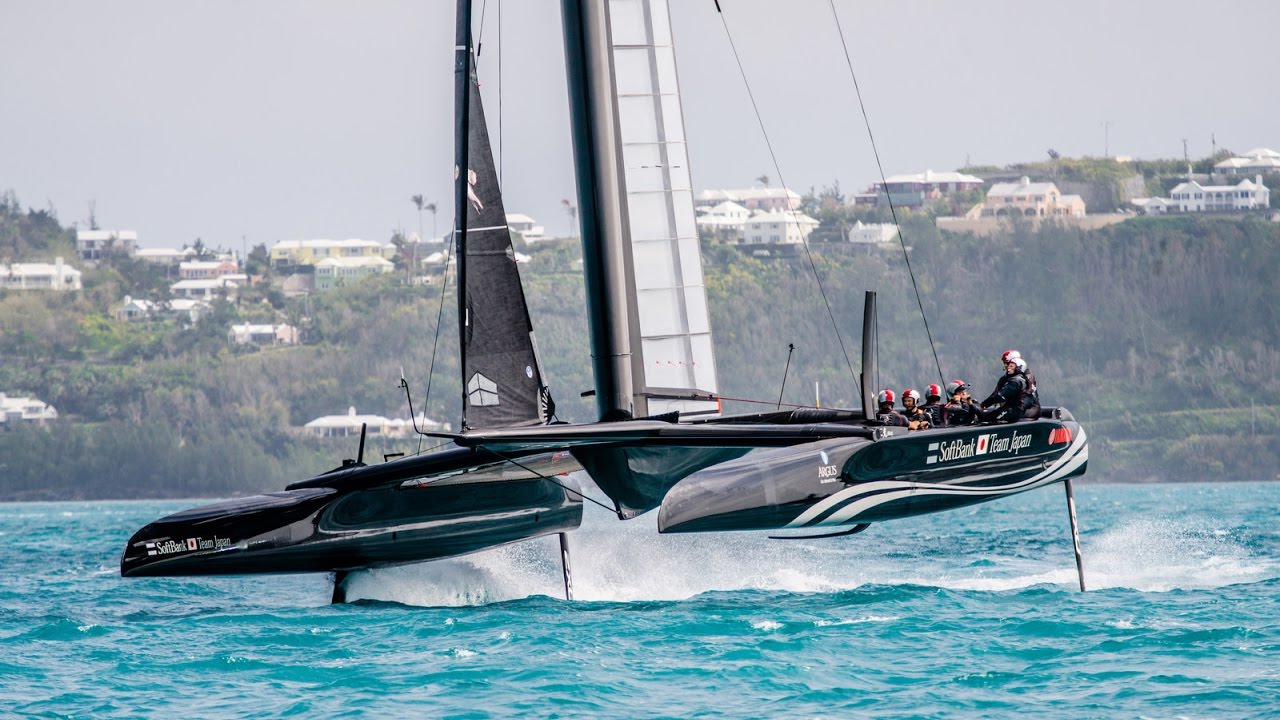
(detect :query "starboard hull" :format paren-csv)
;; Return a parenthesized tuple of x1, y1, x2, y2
(658, 416, 1087, 534)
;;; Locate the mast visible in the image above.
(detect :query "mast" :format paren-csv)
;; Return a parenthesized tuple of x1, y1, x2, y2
(561, 0, 636, 421)
(454, 0, 474, 423)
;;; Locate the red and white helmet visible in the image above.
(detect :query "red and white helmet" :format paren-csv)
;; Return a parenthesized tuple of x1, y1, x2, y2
(877, 389, 895, 405)
(926, 383, 942, 401)
(1001, 349, 1021, 364)
(902, 388, 921, 404)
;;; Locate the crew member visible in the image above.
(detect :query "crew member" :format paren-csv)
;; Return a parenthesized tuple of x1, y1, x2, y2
(1013, 356, 1041, 420)
(875, 389, 908, 427)
(981, 350, 1021, 409)
(942, 380, 981, 426)
(981, 365, 1028, 423)
(901, 388, 931, 431)
(921, 384, 945, 427)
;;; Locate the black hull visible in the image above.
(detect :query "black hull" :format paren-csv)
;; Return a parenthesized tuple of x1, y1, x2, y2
(658, 414, 1088, 533)
(121, 449, 583, 577)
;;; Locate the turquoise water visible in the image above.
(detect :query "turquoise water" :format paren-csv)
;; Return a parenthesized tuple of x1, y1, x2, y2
(3, 482, 1278, 718)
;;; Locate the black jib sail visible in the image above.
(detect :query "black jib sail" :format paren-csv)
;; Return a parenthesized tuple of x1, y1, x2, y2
(458, 56, 551, 430)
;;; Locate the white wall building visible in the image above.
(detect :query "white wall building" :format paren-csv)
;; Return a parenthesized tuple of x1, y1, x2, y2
(845, 221, 899, 244)
(1214, 148, 1280, 175)
(303, 407, 451, 438)
(135, 247, 192, 264)
(76, 230, 138, 261)
(507, 213, 547, 241)
(179, 260, 239, 279)
(228, 323, 299, 345)
(170, 276, 243, 299)
(0, 258, 82, 291)
(741, 210, 820, 245)
(0, 393, 57, 428)
(695, 187, 802, 212)
(1141, 175, 1272, 214)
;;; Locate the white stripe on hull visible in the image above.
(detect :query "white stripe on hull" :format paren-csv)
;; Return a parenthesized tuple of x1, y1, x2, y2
(786, 430, 1089, 529)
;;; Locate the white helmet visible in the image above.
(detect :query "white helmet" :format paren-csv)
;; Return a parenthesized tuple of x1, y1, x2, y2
(1012, 357, 1028, 373)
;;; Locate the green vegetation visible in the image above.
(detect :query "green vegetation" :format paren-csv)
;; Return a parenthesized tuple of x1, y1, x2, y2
(2, 191, 1279, 499)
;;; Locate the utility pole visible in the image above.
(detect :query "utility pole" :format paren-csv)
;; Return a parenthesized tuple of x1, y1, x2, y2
(1182, 138, 1191, 179)
(1102, 120, 1112, 158)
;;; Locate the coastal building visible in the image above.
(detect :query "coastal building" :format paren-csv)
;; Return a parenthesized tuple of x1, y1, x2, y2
(269, 239, 390, 268)
(115, 296, 209, 323)
(76, 230, 138, 261)
(135, 247, 192, 264)
(0, 393, 57, 428)
(695, 187, 802, 212)
(695, 200, 752, 240)
(507, 213, 547, 241)
(227, 323, 300, 346)
(977, 177, 1086, 218)
(0, 258, 82, 291)
(854, 170, 983, 207)
(179, 259, 239, 280)
(1214, 148, 1280, 176)
(845, 221, 899, 244)
(170, 276, 243, 300)
(303, 407, 451, 438)
(740, 209, 820, 245)
(314, 256, 395, 290)
(1131, 175, 1270, 215)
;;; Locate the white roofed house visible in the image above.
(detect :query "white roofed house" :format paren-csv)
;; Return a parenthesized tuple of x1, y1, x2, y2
(1214, 148, 1280, 176)
(134, 247, 193, 264)
(270, 239, 386, 268)
(1137, 175, 1271, 214)
(741, 209, 820, 248)
(0, 393, 58, 429)
(859, 169, 984, 208)
(844, 221, 899, 244)
(695, 187, 802, 212)
(76, 230, 137, 261)
(179, 259, 239, 280)
(227, 323, 299, 346)
(506, 213, 546, 241)
(980, 177, 1086, 218)
(303, 407, 452, 438)
(695, 200, 751, 241)
(0, 257, 82, 291)
(314, 256, 394, 291)
(170, 275, 243, 300)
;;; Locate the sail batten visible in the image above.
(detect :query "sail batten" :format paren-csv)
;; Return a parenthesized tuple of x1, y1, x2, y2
(609, 0, 719, 418)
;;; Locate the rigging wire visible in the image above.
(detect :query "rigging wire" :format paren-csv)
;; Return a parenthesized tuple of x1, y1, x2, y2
(712, 4, 862, 407)
(419, 230, 457, 455)
(826, 0, 945, 386)
(477, 446, 619, 515)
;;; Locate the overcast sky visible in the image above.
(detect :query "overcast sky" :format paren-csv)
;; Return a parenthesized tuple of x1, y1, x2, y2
(1, 0, 1276, 250)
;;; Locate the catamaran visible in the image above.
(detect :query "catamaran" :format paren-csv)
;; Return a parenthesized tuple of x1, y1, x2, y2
(120, 0, 1089, 600)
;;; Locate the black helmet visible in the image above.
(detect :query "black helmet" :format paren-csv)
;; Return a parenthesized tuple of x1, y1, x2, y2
(946, 379, 970, 399)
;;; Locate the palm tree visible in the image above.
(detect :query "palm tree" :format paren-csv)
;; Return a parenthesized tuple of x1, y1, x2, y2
(425, 202, 438, 239)
(561, 198, 577, 238)
(756, 174, 770, 188)
(410, 195, 428, 281)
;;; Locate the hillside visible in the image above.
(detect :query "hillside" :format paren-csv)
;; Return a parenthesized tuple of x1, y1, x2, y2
(2, 194, 1279, 498)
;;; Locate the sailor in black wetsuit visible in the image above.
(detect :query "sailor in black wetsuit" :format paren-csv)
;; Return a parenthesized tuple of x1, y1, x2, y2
(901, 389, 931, 431)
(920, 384, 945, 428)
(875, 389, 908, 427)
(981, 350, 1021, 410)
(1012, 357, 1041, 420)
(981, 356, 1029, 423)
(942, 380, 982, 426)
